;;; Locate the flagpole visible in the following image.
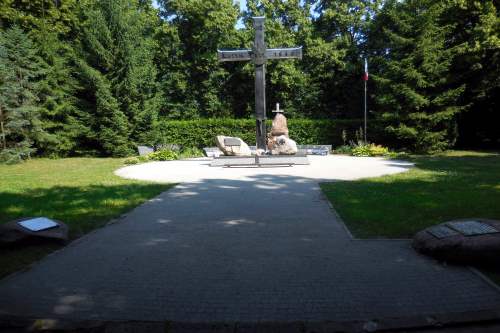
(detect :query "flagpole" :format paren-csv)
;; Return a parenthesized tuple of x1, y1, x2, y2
(363, 58, 368, 143)
(364, 77, 367, 143)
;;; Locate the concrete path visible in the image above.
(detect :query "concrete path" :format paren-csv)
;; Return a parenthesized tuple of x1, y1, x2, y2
(1, 156, 499, 325)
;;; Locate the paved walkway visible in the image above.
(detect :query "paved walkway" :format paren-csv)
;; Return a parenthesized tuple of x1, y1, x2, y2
(1, 156, 499, 324)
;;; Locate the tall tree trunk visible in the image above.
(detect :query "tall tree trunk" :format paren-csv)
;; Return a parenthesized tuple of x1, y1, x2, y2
(0, 105, 6, 150)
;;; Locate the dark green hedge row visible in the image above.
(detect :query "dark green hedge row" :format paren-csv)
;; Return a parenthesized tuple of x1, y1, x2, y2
(154, 118, 391, 148)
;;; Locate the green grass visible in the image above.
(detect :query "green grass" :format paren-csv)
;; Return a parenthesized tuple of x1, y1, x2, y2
(320, 150, 500, 284)
(0, 158, 172, 278)
(321, 151, 500, 238)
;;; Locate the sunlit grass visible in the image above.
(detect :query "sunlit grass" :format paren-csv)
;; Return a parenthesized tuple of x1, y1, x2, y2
(0, 158, 172, 278)
(321, 150, 500, 284)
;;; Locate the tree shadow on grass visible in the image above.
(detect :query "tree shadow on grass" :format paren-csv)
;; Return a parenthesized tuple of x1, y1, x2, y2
(0, 183, 172, 278)
(321, 154, 500, 239)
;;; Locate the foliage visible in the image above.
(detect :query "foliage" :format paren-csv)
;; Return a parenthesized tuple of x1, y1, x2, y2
(350, 142, 390, 157)
(0, 157, 172, 278)
(124, 157, 140, 165)
(0, 26, 47, 162)
(153, 118, 388, 149)
(147, 149, 179, 161)
(368, 0, 466, 153)
(179, 146, 204, 159)
(334, 145, 353, 155)
(1, 0, 499, 158)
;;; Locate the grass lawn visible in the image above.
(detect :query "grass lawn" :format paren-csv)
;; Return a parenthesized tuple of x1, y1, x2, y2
(321, 150, 500, 284)
(0, 158, 172, 278)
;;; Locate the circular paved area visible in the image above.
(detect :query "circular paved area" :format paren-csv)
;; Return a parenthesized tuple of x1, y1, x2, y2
(1, 155, 500, 326)
(115, 155, 414, 183)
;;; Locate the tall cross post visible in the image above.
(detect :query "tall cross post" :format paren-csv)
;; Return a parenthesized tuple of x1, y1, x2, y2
(217, 17, 302, 151)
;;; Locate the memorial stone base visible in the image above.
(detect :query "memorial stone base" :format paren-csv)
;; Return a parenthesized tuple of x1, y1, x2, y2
(210, 153, 309, 167)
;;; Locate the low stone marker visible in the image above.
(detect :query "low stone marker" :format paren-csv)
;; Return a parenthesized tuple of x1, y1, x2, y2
(412, 218, 500, 264)
(137, 146, 154, 156)
(0, 217, 69, 244)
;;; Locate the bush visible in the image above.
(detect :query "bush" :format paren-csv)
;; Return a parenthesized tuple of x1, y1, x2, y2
(151, 118, 390, 149)
(179, 147, 204, 159)
(124, 157, 140, 165)
(334, 145, 353, 155)
(351, 143, 391, 157)
(147, 149, 179, 161)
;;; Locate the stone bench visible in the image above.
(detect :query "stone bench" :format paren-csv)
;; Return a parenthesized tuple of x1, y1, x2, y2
(204, 144, 332, 157)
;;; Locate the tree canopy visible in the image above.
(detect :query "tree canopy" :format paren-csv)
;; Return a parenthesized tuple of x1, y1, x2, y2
(0, 0, 498, 159)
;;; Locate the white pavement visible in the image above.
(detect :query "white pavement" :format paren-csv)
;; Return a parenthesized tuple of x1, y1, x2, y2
(115, 155, 415, 183)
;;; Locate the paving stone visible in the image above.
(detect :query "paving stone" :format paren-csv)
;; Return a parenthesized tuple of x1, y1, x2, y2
(0, 169, 499, 324)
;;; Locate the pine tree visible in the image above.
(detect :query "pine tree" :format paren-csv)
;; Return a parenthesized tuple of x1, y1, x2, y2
(74, 0, 162, 155)
(0, 26, 47, 162)
(368, 0, 464, 152)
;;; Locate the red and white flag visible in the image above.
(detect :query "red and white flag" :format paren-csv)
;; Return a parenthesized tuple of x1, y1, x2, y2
(362, 58, 369, 81)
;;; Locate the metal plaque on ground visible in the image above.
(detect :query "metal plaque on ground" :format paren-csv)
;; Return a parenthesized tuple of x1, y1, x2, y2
(427, 225, 460, 239)
(446, 220, 499, 236)
(18, 217, 59, 232)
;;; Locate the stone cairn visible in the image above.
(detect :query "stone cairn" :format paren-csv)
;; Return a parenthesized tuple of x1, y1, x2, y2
(267, 103, 298, 155)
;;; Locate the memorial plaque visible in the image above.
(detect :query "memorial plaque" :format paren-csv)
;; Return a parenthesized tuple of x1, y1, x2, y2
(427, 225, 459, 239)
(18, 217, 59, 232)
(446, 220, 499, 236)
(265, 47, 303, 60)
(224, 138, 241, 146)
(217, 49, 252, 62)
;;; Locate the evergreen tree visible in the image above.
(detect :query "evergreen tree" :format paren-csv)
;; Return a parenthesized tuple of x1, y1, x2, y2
(0, 26, 47, 162)
(368, 0, 464, 152)
(74, 0, 161, 155)
(444, 0, 500, 148)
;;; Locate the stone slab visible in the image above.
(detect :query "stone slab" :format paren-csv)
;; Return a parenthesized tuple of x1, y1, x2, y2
(137, 146, 154, 156)
(204, 146, 331, 157)
(210, 154, 309, 167)
(0, 217, 69, 244)
(413, 219, 500, 264)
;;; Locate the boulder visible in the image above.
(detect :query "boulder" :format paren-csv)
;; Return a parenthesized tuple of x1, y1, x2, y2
(0, 217, 69, 244)
(271, 113, 289, 137)
(268, 135, 298, 155)
(412, 219, 500, 265)
(215, 135, 252, 156)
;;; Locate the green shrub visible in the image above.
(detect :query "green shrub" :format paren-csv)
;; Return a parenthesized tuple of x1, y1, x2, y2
(151, 118, 390, 149)
(334, 145, 353, 155)
(147, 149, 179, 161)
(368, 144, 390, 156)
(124, 157, 140, 165)
(179, 147, 204, 159)
(351, 143, 391, 157)
(351, 143, 373, 157)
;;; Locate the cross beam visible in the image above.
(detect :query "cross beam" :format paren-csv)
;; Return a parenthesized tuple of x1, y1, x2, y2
(217, 17, 302, 151)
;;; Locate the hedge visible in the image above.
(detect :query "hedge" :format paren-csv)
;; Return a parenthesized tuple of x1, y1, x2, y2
(153, 118, 391, 148)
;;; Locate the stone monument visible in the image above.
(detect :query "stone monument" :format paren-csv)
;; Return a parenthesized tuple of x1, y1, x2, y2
(267, 103, 298, 155)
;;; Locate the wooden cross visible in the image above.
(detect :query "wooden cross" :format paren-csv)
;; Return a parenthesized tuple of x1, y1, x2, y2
(217, 17, 302, 151)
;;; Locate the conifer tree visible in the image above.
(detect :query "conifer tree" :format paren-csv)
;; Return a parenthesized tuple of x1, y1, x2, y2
(368, 0, 464, 152)
(0, 26, 47, 162)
